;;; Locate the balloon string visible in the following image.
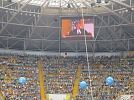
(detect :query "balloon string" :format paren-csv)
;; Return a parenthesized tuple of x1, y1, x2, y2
(81, 9, 93, 100)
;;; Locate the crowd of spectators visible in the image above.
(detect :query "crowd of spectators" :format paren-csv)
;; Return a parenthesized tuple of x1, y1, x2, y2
(0, 53, 40, 100)
(0, 53, 133, 100)
(42, 56, 77, 94)
(77, 56, 134, 100)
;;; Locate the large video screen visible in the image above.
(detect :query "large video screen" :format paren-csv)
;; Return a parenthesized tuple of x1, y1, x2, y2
(61, 17, 94, 39)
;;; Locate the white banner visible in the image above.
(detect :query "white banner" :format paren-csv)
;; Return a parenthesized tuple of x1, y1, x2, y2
(120, 95, 134, 100)
(46, 94, 70, 100)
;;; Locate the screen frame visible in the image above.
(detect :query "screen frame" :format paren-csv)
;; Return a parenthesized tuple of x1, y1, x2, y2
(61, 16, 94, 40)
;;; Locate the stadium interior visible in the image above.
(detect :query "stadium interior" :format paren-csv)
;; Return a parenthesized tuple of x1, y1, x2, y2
(0, 0, 134, 100)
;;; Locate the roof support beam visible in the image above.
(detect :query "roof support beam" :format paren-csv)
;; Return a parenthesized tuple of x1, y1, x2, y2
(44, 42, 56, 51)
(123, 28, 134, 38)
(62, 41, 76, 52)
(25, 0, 50, 49)
(111, 42, 122, 52)
(0, 0, 31, 35)
(67, 0, 80, 14)
(98, 42, 111, 52)
(83, 3, 116, 44)
(1, 21, 134, 28)
(72, 0, 82, 11)
(84, 0, 133, 25)
(99, 4, 132, 25)
(4, 2, 16, 8)
(97, 15, 128, 51)
(71, 2, 79, 14)
(0, 36, 133, 42)
(84, 3, 129, 51)
(31, 41, 41, 51)
(0, 13, 7, 21)
(109, 15, 120, 24)
(105, 27, 118, 48)
(112, 0, 132, 9)
(9, 39, 21, 49)
(122, 28, 134, 47)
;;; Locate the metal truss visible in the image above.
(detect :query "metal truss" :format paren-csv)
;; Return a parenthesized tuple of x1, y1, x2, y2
(81, 2, 131, 52)
(0, 0, 134, 52)
(0, 13, 134, 28)
(25, 0, 50, 50)
(0, 0, 32, 35)
(98, 4, 133, 26)
(112, 0, 133, 9)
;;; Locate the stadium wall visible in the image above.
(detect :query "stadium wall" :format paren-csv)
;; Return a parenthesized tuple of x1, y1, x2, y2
(0, 49, 129, 57)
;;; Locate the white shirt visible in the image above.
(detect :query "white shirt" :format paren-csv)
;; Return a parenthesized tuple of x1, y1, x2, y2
(77, 29, 81, 34)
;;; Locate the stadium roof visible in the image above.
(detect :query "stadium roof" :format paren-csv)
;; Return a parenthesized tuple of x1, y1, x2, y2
(0, 0, 134, 52)
(12, 0, 111, 7)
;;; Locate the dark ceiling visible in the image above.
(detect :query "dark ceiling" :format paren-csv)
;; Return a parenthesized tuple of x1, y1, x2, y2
(0, 0, 134, 52)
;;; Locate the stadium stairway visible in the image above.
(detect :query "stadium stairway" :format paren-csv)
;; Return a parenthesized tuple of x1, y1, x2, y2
(72, 65, 82, 99)
(38, 60, 45, 100)
(11, 55, 16, 64)
(9, 56, 14, 80)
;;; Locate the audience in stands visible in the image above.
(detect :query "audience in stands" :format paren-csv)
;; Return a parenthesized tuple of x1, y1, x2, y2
(0, 53, 133, 100)
(0, 53, 40, 100)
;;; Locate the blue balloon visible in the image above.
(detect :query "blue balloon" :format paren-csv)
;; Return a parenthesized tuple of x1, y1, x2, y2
(19, 77, 26, 84)
(106, 77, 114, 85)
(107, 77, 113, 80)
(80, 81, 86, 89)
(106, 79, 113, 85)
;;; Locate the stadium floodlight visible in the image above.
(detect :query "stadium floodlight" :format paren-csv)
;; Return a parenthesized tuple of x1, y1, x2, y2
(97, 0, 101, 3)
(67, 3, 71, 8)
(54, 17, 57, 21)
(7, 0, 12, 2)
(91, 3, 95, 7)
(131, 8, 134, 10)
(105, 0, 109, 3)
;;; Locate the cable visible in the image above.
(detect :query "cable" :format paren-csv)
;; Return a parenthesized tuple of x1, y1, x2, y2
(81, 9, 94, 100)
